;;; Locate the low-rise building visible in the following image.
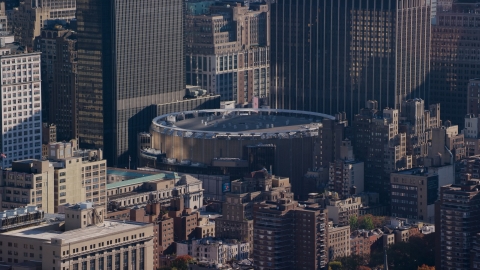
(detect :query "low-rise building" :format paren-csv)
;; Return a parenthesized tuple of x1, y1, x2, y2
(0, 203, 154, 269)
(327, 221, 351, 260)
(350, 229, 383, 258)
(328, 140, 364, 199)
(107, 174, 203, 211)
(0, 143, 106, 213)
(215, 173, 292, 250)
(195, 216, 215, 239)
(177, 238, 250, 265)
(390, 167, 439, 223)
(326, 196, 362, 226)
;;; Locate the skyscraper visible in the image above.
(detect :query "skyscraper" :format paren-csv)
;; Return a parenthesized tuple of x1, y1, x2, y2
(76, 0, 185, 166)
(270, 0, 431, 119)
(430, 3, 480, 127)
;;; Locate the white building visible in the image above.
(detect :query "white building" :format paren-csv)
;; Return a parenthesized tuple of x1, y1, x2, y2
(177, 238, 250, 265)
(0, 40, 42, 168)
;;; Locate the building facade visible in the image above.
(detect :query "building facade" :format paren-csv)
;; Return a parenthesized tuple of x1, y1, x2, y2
(353, 102, 412, 203)
(0, 160, 54, 212)
(0, 50, 42, 168)
(390, 167, 439, 223)
(76, 0, 185, 166)
(468, 78, 480, 117)
(326, 196, 361, 226)
(107, 174, 203, 212)
(270, 0, 431, 119)
(215, 174, 292, 251)
(0, 142, 106, 213)
(35, 26, 77, 141)
(435, 178, 480, 270)
(0, 203, 154, 269)
(430, 5, 480, 127)
(463, 113, 480, 157)
(327, 221, 351, 260)
(176, 238, 250, 265)
(185, 1, 270, 105)
(253, 200, 328, 270)
(12, 0, 76, 48)
(328, 159, 364, 199)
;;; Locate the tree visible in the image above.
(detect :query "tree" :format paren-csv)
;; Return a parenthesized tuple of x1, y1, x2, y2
(350, 216, 359, 230)
(328, 261, 343, 270)
(369, 234, 435, 270)
(337, 254, 368, 270)
(170, 255, 193, 270)
(361, 216, 374, 230)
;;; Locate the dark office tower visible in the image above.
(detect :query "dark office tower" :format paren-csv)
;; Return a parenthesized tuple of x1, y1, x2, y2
(76, 0, 185, 166)
(35, 26, 77, 141)
(270, 0, 431, 119)
(430, 3, 480, 127)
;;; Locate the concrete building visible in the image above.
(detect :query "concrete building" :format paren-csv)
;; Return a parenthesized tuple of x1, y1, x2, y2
(0, 47, 42, 168)
(0, 202, 154, 269)
(328, 150, 364, 199)
(427, 124, 466, 165)
(177, 238, 250, 265)
(50, 144, 106, 210)
(463, 113, 480, 157)
(253, 199, 328, 270)
(390, 167, 439, 223)
(215, 173, 292, 251)
(400, 99, 442, 166)
(327, 221, 351, 260)
(270, 0, 431, 119)
(0, 160, 54, 212)
(350, 229, 383, 258)
(195, 216, 216, 239)
(326, 196, 361, 227)
(12, 0, 76, 48)
(0, 142, 106, 213)
(435, 178, 480, 270)
(430, 4, 480, 127)
(41, 122, 56, 144)
(185, 1, 270, 105)
(35, 25, 77, 140)
(353, 101, 412, 204)
(107, 173, 203, 211)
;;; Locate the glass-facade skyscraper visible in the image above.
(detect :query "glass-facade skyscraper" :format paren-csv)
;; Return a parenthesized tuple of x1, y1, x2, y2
(270, 0, 431, 119)
(76, 0, 185, 166)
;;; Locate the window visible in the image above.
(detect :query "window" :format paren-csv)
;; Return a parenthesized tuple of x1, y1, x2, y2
(123, 251, 128, 270)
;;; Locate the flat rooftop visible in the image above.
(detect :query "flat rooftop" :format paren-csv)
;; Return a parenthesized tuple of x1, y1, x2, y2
(107, 172, 181, 190)
(107, 168, 160, 179)
(174, 114, 318, 133)
(394, 167, 432, 176)
(1, 220, 150, 244)
(152, 109, 335, 136)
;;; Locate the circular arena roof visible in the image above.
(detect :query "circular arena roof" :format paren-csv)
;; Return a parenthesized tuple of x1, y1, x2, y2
(151, 109, 335, 139)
